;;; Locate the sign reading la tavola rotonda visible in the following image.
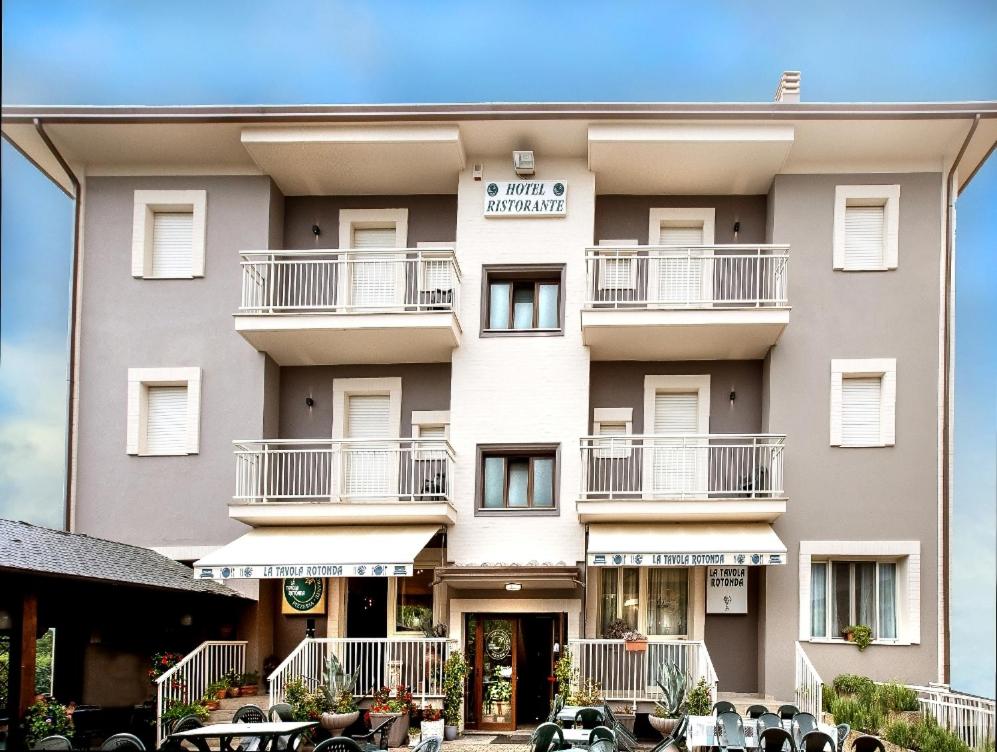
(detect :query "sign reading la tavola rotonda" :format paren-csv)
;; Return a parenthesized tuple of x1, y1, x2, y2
(484, 180, 568, 217)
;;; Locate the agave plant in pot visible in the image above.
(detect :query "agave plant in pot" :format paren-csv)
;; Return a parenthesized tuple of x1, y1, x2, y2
(319, 654, 362, 736)
(649, 660, 686, 738)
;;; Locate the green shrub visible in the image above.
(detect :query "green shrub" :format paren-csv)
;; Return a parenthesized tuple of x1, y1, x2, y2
(829, 695, 883, 734)
(684, 678, 713, 717)
(24, 696, 74, 745)
(833, 674, 877, 696)
(878, 682, 920, 713)
(885, 715, 972, 752)
(884, 718, 918, 749)
(822, 685, 838, 713)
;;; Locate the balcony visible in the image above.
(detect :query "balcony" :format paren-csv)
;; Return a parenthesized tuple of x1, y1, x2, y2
(229, 438, 457, 526)
(235, 248, 462, 365)
(581, 245, 790, 360)
(578, 434, 787, 522)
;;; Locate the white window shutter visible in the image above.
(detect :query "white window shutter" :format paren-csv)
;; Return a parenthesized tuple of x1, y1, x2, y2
(840, 377, 882, 446)
(657, 225, 705, 303)
(829, 371, 843, 445)
(653, 393, 699, 433)
(145, 386, 189, 454)
(844, 205, 885, 269)
(906, 553, 921, 643)
(185, 370, 202, 453)
(347, 395, 391, 438)
(345, 394, 392, 496)
(659, 225, 704, 246)
(151, 212, 194, 277)
(352, 226, 397, 248)
(126, 380, 141, 454)
(421, 257, 453, 292)
(418, 424, 446, 440)
(881, 367, 897, 446)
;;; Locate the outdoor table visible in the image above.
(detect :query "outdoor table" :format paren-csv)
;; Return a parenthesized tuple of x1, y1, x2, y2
(562, 726, 614, 747)
(166, 720, 317, 752)
(686, 715, 838, 749)
(557, 705, 605, 725)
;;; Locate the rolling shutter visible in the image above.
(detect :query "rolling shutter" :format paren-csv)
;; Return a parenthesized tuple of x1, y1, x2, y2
(656, 224, 705, 303)
(145, 386, 188, 454)
(345, 394, 392, 497)
(841, 377, 882, 445)
(351, 226, 397, 248)
(347, 395, 391, 438)
(844, 205, 885, 268)
(350, 227, 400, 307)
(659, 225, 704, 246)
(151, 212, 194, 277)
(653, 393, 699, 433)
(652, 392, 701, 495)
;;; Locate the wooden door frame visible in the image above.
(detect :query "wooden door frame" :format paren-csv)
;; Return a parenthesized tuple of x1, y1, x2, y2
(469, 614, 519, 732)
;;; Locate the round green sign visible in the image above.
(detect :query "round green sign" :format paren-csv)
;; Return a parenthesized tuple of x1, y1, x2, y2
(283, 577, 324, 612)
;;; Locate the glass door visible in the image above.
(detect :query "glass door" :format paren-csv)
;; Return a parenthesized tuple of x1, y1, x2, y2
(468, 616, 517, 731)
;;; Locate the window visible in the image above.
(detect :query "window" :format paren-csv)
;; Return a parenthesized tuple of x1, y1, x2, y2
(830, 359, 896, 447)
(126, 367, 201, 456)
(833, 185, 900, 270)
(648, 209, 715, 305)
(646, 568, 689, 637)
(131, 190, 207, 279)
(338, 208, 408, 250)
(412, 410, 450, 461)
(339, 209, 409, 308)
(810, 560, 898, 641)
(332, 378, 402, 498)
(481, 265, 565, 335)
(597, 567, 690, 638)
(599, 567, 640, 635)
(593, 408, 633, 459)
(393, 567, 434, 633)
(476, 444, 559, 514)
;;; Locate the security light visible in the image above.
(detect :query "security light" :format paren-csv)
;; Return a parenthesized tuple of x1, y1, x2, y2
(513, 150, 535, 176)
(505, 582, 523, 591)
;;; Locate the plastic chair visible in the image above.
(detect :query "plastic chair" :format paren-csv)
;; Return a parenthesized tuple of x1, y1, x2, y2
(799, 732, 836, 752)
(793, 713, 819, 739)
(589, 726, 616, 745)
(269, 703, 294, 721)
(352, 715, 398, 751)
(835, 724, 851, 752)
(170, 714, 204, 734)
(777, 705, 800, 721)
(759, 727, 796, 752)
(413, 738, 442, 752)
(575, 707, 606, 730)
(715, 711, 747, 752)
(314, 739, 365, 752)
(758, 713, 784, 730)
(747, 705, 770, 719)
(713, 701, 738, 715)
(100, 734, 147, 751)
(232, 704, 267, 723)
(590, 740, 617, 752)
(602, 704, 638, 752)
(850, 736, 886, 752)
(529, 722, 571, 752)
(34, 736, 73, 750)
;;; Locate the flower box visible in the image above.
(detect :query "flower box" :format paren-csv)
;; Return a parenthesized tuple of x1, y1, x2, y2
(624, 639, 648, 652)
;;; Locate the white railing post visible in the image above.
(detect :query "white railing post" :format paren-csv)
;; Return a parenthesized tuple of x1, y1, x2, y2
(909, 684, 994, 749)
(794, 641, 823, 719)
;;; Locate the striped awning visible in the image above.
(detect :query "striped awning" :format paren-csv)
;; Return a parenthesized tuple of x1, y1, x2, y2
(587, 522, 787, 567)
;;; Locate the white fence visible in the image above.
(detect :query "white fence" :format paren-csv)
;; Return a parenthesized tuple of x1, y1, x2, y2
(580, 434, 785, 500)
(239, 248, 460, 315)
(585, 245, 789, 308)
(568, 639, 717, 705)
(155, 640, 246, 747)
(911, 685, 995, 750)
(794, 641, 824, 719)
(234, 438, 454, 503)
(268, 637, 451, 707)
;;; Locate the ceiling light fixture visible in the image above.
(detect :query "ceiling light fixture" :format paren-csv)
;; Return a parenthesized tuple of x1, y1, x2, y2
(505, 582, 522, 591)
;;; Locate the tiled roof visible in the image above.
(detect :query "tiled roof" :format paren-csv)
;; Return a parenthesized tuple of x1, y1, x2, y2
(0, 518, 247, 598)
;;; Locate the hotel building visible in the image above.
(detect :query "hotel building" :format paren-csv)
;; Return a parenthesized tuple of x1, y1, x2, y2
(3, 75, 994, 730)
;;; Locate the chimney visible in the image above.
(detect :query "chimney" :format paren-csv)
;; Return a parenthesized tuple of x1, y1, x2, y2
(774, 71, 801, 103)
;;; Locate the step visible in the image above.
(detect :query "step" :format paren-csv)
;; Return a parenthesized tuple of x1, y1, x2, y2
(207, 693, 270, 725)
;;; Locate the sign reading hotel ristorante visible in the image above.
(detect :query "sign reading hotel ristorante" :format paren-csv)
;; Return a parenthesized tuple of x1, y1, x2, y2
(484, 180, 567, 217)
(282, 577, 326, 615)
(588, 552, 783, 567)
(706, 566, 748, 614)
(196, 563, 414, 580)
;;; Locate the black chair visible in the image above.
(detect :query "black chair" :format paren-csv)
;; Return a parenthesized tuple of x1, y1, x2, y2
(314, 739, 365, 752)
(413, 738, 442, 752)
(100, 734, 147, 751)
(777, 705, 799, 721)
(759, 727, 796, 752)
(747, 705, 769, 719)
(835, 724, 851, 752)
(269, 703, 294, 722)
(715, 711, 747, 752)
(589, 726, 616, 745)
(800, 732, 836, 752)
(232, 705, 267, 724)
(851, 736, 886, 752)
(714, 701, 738, 716)
(590, 740, 617, 752)
(352, 715, 398, 752)
(530, 722, 571, 752)
(793, 713, 819, 739)
(169, 714, 204, 734)
(575, 707, 606, 730)
(758, 713, 783, 731)
(34, 736, 73, 750)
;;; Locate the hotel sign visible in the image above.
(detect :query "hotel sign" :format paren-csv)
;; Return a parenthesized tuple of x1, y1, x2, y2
(707, 566, 748, 614)
(282, 577, 326, 615)
(587, 552, 784, 567)
(197, 563, 414, 580)
(484, 180, 567, 217)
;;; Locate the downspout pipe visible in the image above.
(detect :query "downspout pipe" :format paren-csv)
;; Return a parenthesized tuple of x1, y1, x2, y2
(32, 118, 81, 532)
(941, 113, 981, 684)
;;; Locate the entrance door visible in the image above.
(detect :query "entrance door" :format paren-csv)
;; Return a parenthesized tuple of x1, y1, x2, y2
(467, 616, 517, 731)
(346, 578, 388, 637)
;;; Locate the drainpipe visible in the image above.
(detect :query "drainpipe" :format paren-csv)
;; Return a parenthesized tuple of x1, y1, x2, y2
(941, 114, 981, 685)
(33, 119, 81, 532)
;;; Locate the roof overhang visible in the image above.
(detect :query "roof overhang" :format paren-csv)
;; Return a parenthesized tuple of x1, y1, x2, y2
(436, 565, 582, 591)
(586, 522, 787, 567)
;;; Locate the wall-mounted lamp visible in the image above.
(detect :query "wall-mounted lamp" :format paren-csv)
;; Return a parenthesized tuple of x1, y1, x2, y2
(513, 150, 535, 177)
(729, 388, 737, 406)
(472, 164, 483, 181)
(305, 396, 315, 408)
(180, 613, 193, 627)
(553, 642, 560, 654)
(505, 582, 522, 591)
(733, 221, 741, 235)
(312, 224, 321, 236)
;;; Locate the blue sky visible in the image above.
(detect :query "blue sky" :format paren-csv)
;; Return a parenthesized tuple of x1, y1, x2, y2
(1, 0, 994, 696)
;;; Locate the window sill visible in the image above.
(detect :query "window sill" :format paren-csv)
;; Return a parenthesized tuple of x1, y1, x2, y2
(808, 638, 908, 647)
(136, 450, 193, 457)
(480, 328, 564, 338)
(832, 443, 892, 448)
(475, 507, 560, 517)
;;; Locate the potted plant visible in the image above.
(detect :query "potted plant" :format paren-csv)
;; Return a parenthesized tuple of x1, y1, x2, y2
(554, 649, 576, 707)
(368, 685, 414, 748)
(623, 629, 648, 652)
(570, 678, 603, 706)
(148, 651, 185, 684)
(684, 677, 713, 716)
(239, 671, 260, 696)
(843, 625, 873, 651)
(319, 655, 361, 736)
(612, 704, 637, 735)
(420, 705, 444, 742)
(24, 696, 74, 748)
(442, 652, 469, 740)
(223, 668, 242, 698)
(408, 726, 422, 747)
(203, 682, 225, 711)
(161, 700, 210, 734)
(649, 661, 686, 737)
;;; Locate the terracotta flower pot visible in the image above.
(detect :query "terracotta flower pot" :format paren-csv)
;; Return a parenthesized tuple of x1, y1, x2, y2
(369, 712, 410, 748)
(649, 715, 679, 737)
(205, 700, 221, 711)
(624, 639, 648, 652)
(214, 690, 227, 700)
(239, 685, 259, 697)
(321, 710, 360, 737)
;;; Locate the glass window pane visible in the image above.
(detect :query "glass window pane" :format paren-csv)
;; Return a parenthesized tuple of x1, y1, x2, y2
(832, 562, 851, 637)
(599, 568, 619, 636)
(489, 282, 511, 329)
(507, 459, 529, 506)
(647, 568, 688, 636)
(532, 457, 554, 507)
(810, 563, 828, 638)
(622, 568, 640, 630)
(396, 568, 434, 632)
(878, 563, 898, 640)
(537, 283, 559, 328)
(483, 457, 505, 507)
(512, 284, 535, 329)
(855, 561, 878, 636)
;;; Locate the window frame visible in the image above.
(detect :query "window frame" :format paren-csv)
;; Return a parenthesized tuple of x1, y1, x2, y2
(592, 407, 634, 459)
(126, 367, 202, 456)
(480, 264, 566, 337)
(809, 559, 899, 643)
(474, 443, 560, 516)
(131, 190, 207, 279)
(830, 358, 897, 447)
(388, 566, 436, 636)
(338, 208, 409, 250)
(596, 566, 691, 639)
(833, 184, 901, 271)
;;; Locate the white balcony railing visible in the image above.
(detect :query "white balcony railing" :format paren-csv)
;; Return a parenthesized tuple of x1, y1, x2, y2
(269, 637, 452, 707)
(911, 685, 995, 750)
(580, 434, 785, 500)
(239, 248, 461, 315)
(584, 245, 789, 308)
(569, 638, 717, 704)
(794, 641, 824, 719)
(234, 438, 454, 503)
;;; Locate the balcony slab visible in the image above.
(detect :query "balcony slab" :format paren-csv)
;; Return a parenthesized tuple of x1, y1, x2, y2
(576, 498, 787, 523)
(228, 499, 457, 527)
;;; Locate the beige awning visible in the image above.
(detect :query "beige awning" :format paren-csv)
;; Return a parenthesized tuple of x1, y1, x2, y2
(193, 524, 439, 580)
(587, 522, 787, 567)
